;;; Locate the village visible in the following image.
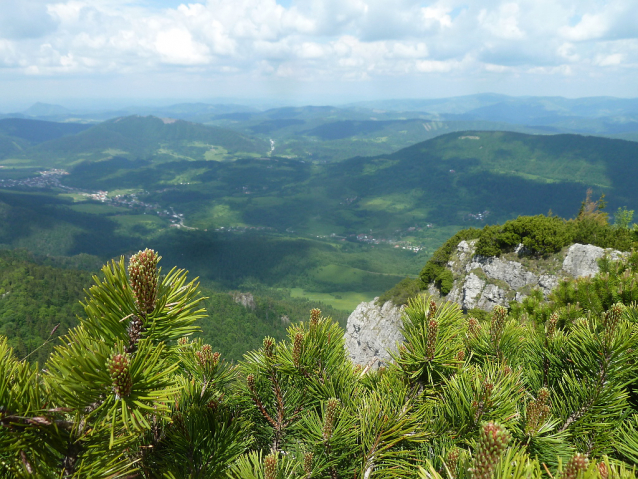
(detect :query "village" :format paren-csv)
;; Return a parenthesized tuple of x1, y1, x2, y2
(0, 169, 191, 229)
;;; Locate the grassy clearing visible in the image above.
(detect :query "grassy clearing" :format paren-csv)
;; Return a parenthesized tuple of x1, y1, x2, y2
(68, 203, 130, 215)
(111, 214, 168, 236)
(288, 287, 377, 312)
(106, 189, 142, 197)
(203, 146, 230, 161)
(58, 193, 90, 202)
(0, 158, 37, 167)
(102, 149, 129, 156)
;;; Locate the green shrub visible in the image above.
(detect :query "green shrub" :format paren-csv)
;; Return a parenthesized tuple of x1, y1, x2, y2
(377, 276, 422, 306)
(419, 228, 481, 287)
(435, 269, 454, 295)
(475, 215, 573, 257)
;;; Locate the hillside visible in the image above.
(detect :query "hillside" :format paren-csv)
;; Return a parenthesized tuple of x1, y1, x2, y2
(1, 115, 269, 166)
(0, 249, 348, 363)
(2, 129, 638, 310)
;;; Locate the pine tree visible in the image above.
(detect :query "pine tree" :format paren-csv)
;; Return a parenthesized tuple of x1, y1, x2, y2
(2, 249, 638, 477)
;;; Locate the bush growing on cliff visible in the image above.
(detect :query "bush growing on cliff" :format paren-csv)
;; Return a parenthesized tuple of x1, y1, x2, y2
(3, 249, 638, 477)
(474, 214, 573, 257)
(413, 205, 637, 299)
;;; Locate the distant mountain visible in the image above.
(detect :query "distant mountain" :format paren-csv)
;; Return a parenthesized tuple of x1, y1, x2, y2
(23, 102, 71, 117)
(0, 118, 91, 144)
(348, 94, 510, 114)
(349, 95, 638, 118)
(26, 115, 269, 165)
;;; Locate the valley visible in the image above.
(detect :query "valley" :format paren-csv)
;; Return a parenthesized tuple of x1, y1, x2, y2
(2, 104, 638, 315)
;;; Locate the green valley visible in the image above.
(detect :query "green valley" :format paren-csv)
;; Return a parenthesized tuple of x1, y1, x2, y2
(1, 115, 638, 311)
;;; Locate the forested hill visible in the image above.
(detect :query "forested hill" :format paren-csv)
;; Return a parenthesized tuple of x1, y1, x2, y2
(322, 130, 638, 225)
(0, 115, 269, 166)
(0, 249, 348, 364)
(0, 250, 92, 364)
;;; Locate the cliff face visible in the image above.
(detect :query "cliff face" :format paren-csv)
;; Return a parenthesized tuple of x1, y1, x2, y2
(439, 241, 624, 311)
(345, 242, 624, 367)
(343, 299, 404, 370)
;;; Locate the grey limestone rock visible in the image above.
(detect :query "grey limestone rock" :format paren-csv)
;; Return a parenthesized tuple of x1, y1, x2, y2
(438, 240, 624, 312)
(231, 292, 256, 310)
(562, 243, 625, 278)
(345, 240, 626, 367)
(344, 299, 405, 369)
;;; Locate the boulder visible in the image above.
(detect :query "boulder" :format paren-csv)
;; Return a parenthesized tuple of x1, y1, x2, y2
(231, 292, 256, 310)
(344, 299, 405, 369)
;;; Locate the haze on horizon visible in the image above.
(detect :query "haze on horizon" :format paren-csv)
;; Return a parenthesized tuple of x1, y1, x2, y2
(1, 0, 637, 111)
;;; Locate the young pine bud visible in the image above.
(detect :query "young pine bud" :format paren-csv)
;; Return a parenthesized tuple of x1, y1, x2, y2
(597, 462, 608, 479)
(263, 337, 275, 358)
(456, 350, 466, 362)
(323, 398, 340, 441)
(561, 453, 589, 479)
(471, 422, 511, 479)
(445, 447, 460, 478)
(525, 388, 551, 435)
(293, 332, 304, 367)
(603, 303, 624, 338)
(196, 345, 220, 368)
(126, 315, 145, 354)
(304, 452, 314, 477)
(247, 374, 256, 394)
(177, 337, 189, 347)
(107, 352, 133, 398)
(426, 319, 438, 360)
(427, 299, 437, 319)
(468, 317, 481, 338)
(546, 312, 558, 339)
(128, 249, 160, 314)
(264, 453, 277, 479)
(490, 306, 507, 343)
(310, 308, 321, 327)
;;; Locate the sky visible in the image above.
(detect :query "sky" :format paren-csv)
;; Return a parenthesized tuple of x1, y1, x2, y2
(0, 0, 637, 110)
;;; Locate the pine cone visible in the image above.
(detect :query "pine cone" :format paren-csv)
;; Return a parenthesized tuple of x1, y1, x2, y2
(426, 319, 438, 360)
(304, 452, 313, 477)
(310, 308, 321, 327)
(490, 306, 507, 343)
(128, 249, 160, 314)
(263, 337, 275, 358)
(561, 453, 589, 479)
(323, 398, 340, 441)
(427, 299, 437, 319)
(264, 453, 277, 479)
(126, 315, 145, 354)
(107, 352, 133, 398)
(471, 422, 511, 479)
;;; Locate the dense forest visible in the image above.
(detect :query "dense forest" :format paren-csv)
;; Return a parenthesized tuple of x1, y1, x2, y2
(0, 249, 347, 364)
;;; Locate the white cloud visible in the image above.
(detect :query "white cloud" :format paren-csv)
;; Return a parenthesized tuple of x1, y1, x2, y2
(154, 28, 209, 65)
(595, 53, 624, 66)
(0, 0, 637, 98)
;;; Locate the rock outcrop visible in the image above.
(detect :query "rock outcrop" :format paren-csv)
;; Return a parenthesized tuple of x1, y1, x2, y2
(345, 241, 624, 367)
(442, 241, 624, 311)
(231, 292, 256, 310)
(344, 299, 405, 369)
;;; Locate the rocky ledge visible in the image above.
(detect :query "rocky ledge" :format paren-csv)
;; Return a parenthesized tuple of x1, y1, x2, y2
(345, 242, 624, 367)
(440, 241, 624, 312)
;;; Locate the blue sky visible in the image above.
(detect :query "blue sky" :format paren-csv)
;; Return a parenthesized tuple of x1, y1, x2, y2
(0, 0, 637, 109)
